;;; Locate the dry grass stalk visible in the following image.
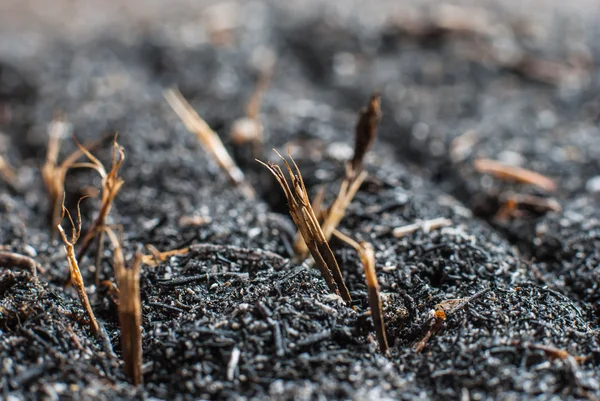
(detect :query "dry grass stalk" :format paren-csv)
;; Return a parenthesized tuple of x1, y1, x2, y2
(41, 116, 86, 240)
(393, 217, 452, 238)
(258, 150, 352, 305)
(495, 194, 561, 221)
(104, 227, 143, 386)
(164, 88, 255, 200)
(104, 237, 142, 384)
(141, 245, 190, 267)
(350, 94, 381, 176)
(474, 158, 557, 192)
(295, 94, 381, 259)
(333, 230, 388, 354)
(57, 197, 99, 335)
(73, 136, 125, 276)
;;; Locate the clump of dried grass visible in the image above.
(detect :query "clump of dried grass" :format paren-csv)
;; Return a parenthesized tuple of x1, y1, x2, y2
(258, 150, 352, 306)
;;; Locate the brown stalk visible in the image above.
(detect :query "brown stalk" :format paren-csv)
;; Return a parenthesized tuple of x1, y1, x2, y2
(333, 230, 388, 354)
(495, 193, 561, 221)
(474, 158, 557, 192)
(258, 150, 352, 305)
(350, 94, 381, 176)
(164, 88, 255, 200)
(104, 227, 143, 386)
(141, 245, 190, 267)
(73, 136, 125, 282)
(41, 117, 86, 240)
(295, 94, 381, 259)
(57, 196, 99, 335)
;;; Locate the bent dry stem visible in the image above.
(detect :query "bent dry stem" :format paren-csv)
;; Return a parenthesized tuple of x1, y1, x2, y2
(334, 230, 388, 354)
(57, 198, 99, 335)
(258, 150, 352, 306)
(73, 136, 125, 288)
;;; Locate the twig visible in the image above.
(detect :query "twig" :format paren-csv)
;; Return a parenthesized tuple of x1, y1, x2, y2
(164, 88, 255, 199)
(334, 230, 388, 354)
(0, 251, 39, 276)
(258, 150, 352, 306)
(57, 196, 99, 335)
(413, 288, 490, 353)
(105, 227, 143, 386)
(495, 193, 561, 221)
(393, 217, 452, 238)
(474, 158, 557, 192)
(141, 245, 190, 267)
(157, 272, 249, 287)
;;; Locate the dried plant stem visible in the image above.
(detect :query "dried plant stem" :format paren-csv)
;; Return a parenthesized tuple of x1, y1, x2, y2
(474, 158, 557, 192)
(295, 94, 380, 259)
(333, 230, 388, 354)
(42, 117, 89, 240)
(141, 245, 190, 267)
(350, 94, 381, 176)
(74, 136, 125, 279)
(258, 150, 352, 305)
(57, 198, 99, 335)
(321, 169, 368, 241)
(105, 228, 143, 386)
(392, 217, 452, 238)
(164, 88, 255, 200)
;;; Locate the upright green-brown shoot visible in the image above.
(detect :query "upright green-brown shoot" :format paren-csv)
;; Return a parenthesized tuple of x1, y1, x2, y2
(164, 88, 256, 200)
(57, 196, 99, 335)
(258, 150, 352, 306)
(74, 136, 125, 283)
(105, 227, 143, 386)
(334, 230, 388, 354)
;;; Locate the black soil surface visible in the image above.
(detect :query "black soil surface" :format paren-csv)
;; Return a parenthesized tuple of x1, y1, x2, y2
(1, 2, 600, 400)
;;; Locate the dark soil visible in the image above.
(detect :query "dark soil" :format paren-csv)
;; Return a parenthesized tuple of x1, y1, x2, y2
(1, 2, 600, 400)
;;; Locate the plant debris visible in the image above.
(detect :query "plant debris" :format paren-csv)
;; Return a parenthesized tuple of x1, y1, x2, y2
(334, 230, 388, 354)
(164, 88, 256, 200)
(474, 158, 557, 192)
(73, 135, 125, 289)
(56, 197, 99, 335)
(105, 228, 143, 386)
(259, 150, 352, 305)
